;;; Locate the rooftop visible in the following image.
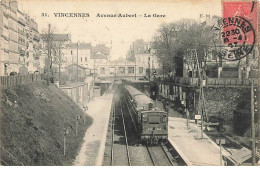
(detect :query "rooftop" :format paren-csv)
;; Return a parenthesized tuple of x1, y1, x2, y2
(65, 63, 87, 69)
(52, 34, 70, 41)
(70, 43, 91, 49)
(91, 52, 108, 59)
(91, 44, 110, 55)
(40, 34, 70, 42)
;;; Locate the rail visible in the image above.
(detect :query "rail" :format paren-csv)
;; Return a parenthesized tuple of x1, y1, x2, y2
(0, 74, 44, 89)
(119, 100, 131, 166)
(160, 142, 175, 166)
(110, 103, 115, 166)
(146, 145, 155, 166)
(146, 144, 175, 166)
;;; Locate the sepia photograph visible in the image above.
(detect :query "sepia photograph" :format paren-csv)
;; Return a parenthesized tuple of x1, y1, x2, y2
(0, 0, 259, 166)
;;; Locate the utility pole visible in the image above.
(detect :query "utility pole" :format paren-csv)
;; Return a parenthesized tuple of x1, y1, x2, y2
(46, 24, 51, 86)
(135, 59, 137, 80)
(94, 59, 96, 86)
(251, 79, 256, 166)
(216, 139, 225, 166)
(58, 42, 61, 86)
(163, 56, 165, 82)
(76, 42, 79, 81)
(148, 56, 151, 82)
(63, 128, 67, 156)
(75, 115, 80, 137)
(194, 49, 205, 139)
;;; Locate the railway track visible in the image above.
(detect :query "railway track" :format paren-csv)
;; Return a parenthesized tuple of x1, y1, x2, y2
(119, 100, 131, 166)
(103, 88, 182, 166)
(109, 99, 131, 166)
(146, 143, 174, 166)
(110, 103, 115, 166)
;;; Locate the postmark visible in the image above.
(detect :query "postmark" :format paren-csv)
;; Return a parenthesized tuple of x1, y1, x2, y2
(216, 1, 258, 61)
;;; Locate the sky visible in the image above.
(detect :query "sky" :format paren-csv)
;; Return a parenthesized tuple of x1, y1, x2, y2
(19, 0, 221, 60)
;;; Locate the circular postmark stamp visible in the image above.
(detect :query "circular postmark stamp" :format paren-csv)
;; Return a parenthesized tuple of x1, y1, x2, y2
(216, 16, 255, 61)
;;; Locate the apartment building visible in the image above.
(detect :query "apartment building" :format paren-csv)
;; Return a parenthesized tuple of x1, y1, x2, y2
(0, 0, 42, 76)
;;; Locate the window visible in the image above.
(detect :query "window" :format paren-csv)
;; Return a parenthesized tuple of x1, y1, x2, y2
(119, 67, 125, 74)
(100, 67, 105, 74)
(109, 67, 116, 74)
(128, 67, 134, 74)
(71, 50, 73, 55)
(139, 67, 143, 74)
(81, 57, 82, 62)
(162, 115, 167, 122)
(85, 57, 87, 62)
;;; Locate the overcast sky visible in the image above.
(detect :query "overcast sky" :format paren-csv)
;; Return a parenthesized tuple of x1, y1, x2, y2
(19, 0, 221, 60)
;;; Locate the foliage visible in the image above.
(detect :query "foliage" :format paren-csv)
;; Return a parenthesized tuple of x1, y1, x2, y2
(152, 19, 218, 75)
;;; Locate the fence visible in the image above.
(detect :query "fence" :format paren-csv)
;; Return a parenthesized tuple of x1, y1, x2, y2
(158, 77, 259, 87)
(0, 74, 44, 89)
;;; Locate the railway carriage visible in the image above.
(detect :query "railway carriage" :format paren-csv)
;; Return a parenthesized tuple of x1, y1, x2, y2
(123, 85, 168, 144)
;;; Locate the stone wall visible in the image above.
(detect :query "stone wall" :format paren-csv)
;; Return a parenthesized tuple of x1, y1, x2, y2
(203, 87, 250, 124)
(157, 82, 251, 126)
(60, 82, 89, 108)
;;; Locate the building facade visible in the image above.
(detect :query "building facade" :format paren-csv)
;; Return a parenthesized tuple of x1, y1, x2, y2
(0, 0, 42, 76)
(126, 39, 159, 79)
(89, 44, 110, 71)
(62, 42, 91, 69)
(96, 59, 146, 80)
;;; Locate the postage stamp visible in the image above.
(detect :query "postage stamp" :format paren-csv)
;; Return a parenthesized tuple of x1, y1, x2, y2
(219, 1, 258, 61)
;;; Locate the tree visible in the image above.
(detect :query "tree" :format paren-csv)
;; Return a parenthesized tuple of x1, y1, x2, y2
(152, 19, 217, 77)
(41, 25, 66, 85)
(41, 24, 54, 85)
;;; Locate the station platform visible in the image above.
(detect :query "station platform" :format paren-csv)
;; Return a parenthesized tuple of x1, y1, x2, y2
(73, 93, 113, 166)
(168, 117, 230, 166)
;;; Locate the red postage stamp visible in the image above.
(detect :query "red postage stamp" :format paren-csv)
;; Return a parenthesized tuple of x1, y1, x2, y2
(220, 1, 257, 60)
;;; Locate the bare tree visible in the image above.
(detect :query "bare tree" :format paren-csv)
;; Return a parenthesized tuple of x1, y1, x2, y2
(41, 25, 65, 85)
(152, 19, 216, 77)
(41, 24, 55, 85)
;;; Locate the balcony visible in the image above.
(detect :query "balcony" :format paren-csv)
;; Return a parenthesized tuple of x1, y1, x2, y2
(3, 12, 9, 18)
(4, 48, 9, 53)
(18, 17, 26, 26)
(19, 48, 26, 57)
(3, 24, 9, 29)
(9, 12, 17, 21)
(1, 34, 9, 41)
(33, 35, 40, 42)
(18, 31, 26, 36)
(31, 27, 39, 33)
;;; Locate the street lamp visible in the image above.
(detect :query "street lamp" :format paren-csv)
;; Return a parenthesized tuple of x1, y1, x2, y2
(75, 115, 81, 136)
(63, 127, 69, 156)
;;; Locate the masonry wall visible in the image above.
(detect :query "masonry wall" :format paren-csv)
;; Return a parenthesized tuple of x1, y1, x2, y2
(61, 83, 89, 107)
(203, 87, 250, 123)
(157, 82, 251, 132)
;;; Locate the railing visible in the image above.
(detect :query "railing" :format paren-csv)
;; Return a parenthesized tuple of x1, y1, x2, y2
(0, 74, 44, 89)
(156, 77, 259, 87)
(206, 78, 259, 86)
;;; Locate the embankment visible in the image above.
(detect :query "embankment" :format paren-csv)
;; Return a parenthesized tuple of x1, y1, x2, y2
(0, 82, 92, 165)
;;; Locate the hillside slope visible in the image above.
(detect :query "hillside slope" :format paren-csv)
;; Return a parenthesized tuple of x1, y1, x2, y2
(0, 82, 93, 166)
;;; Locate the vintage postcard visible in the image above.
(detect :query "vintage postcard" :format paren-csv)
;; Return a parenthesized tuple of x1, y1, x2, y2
(0, 0, 259, 166)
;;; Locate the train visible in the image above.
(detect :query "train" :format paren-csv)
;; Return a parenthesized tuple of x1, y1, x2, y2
(123, 85, 168, 144)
